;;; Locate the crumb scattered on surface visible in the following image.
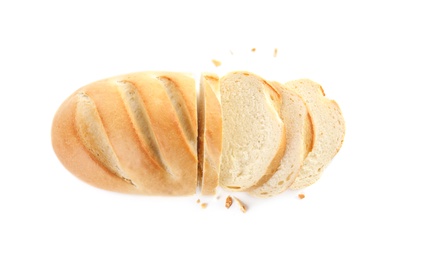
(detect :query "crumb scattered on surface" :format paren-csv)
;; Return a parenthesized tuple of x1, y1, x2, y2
(212, 59, 222, 67)
(233, 197, 247, 213)
(273, 48, 278, 57)
(225, 196, 233, 209)
(196, 199, 200, 203)
(201, 203, 208, 209)
(215, 195, 220, 200)
(298, 193, 305, 199)
(251, 48, 256, 52)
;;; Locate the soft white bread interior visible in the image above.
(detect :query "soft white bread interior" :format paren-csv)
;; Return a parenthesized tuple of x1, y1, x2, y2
(251, 82, 313, 197)
(219, 71, 286, 191)
(285, 79, 345, 189)
(197, 73, 222, 195)
(51, 72, 198, 195)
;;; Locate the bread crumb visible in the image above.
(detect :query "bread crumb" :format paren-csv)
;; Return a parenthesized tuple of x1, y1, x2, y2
(273, 48, 278, 57)
(196, 199, 200, 203)
(215, 195, 220, 200)
(212, 59, 222, 67)
(298, 193, 305, 199)
(233, 197, 247, 213)
(201, 203, 208, 209)
(251, 48, 256, 52)
(225, 196, 233, 209)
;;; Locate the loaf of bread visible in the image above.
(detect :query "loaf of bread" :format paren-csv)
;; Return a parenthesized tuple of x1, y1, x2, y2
(52, 70, 345, 197)
(51, 72, 198, 195)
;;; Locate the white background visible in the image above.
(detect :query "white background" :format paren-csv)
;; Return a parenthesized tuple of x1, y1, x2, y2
(1, 0, 424, 259)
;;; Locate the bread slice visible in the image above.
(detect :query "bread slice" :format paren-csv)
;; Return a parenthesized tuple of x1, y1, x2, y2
(197, 73, 222, 195)
(250, 82, 313, 197)
(219, 71, 286, 191)
(285, 79, 345, 189)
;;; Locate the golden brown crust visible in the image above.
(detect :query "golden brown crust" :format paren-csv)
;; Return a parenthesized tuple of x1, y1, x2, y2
(51, 72, 197, 195)
(52, 95, 140, 194)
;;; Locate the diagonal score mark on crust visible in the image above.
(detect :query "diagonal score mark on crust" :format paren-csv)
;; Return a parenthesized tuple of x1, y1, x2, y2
(157, 76, 196, 154)
(75, 92, 136, 187)
(116, 80, 174, 176)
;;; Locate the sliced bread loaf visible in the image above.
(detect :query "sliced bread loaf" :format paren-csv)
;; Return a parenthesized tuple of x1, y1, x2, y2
(285, 79, 345, 189)
(250, 82, 313, 197)
(219, 72, 286, 191)
(197, 73, 222, 195)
